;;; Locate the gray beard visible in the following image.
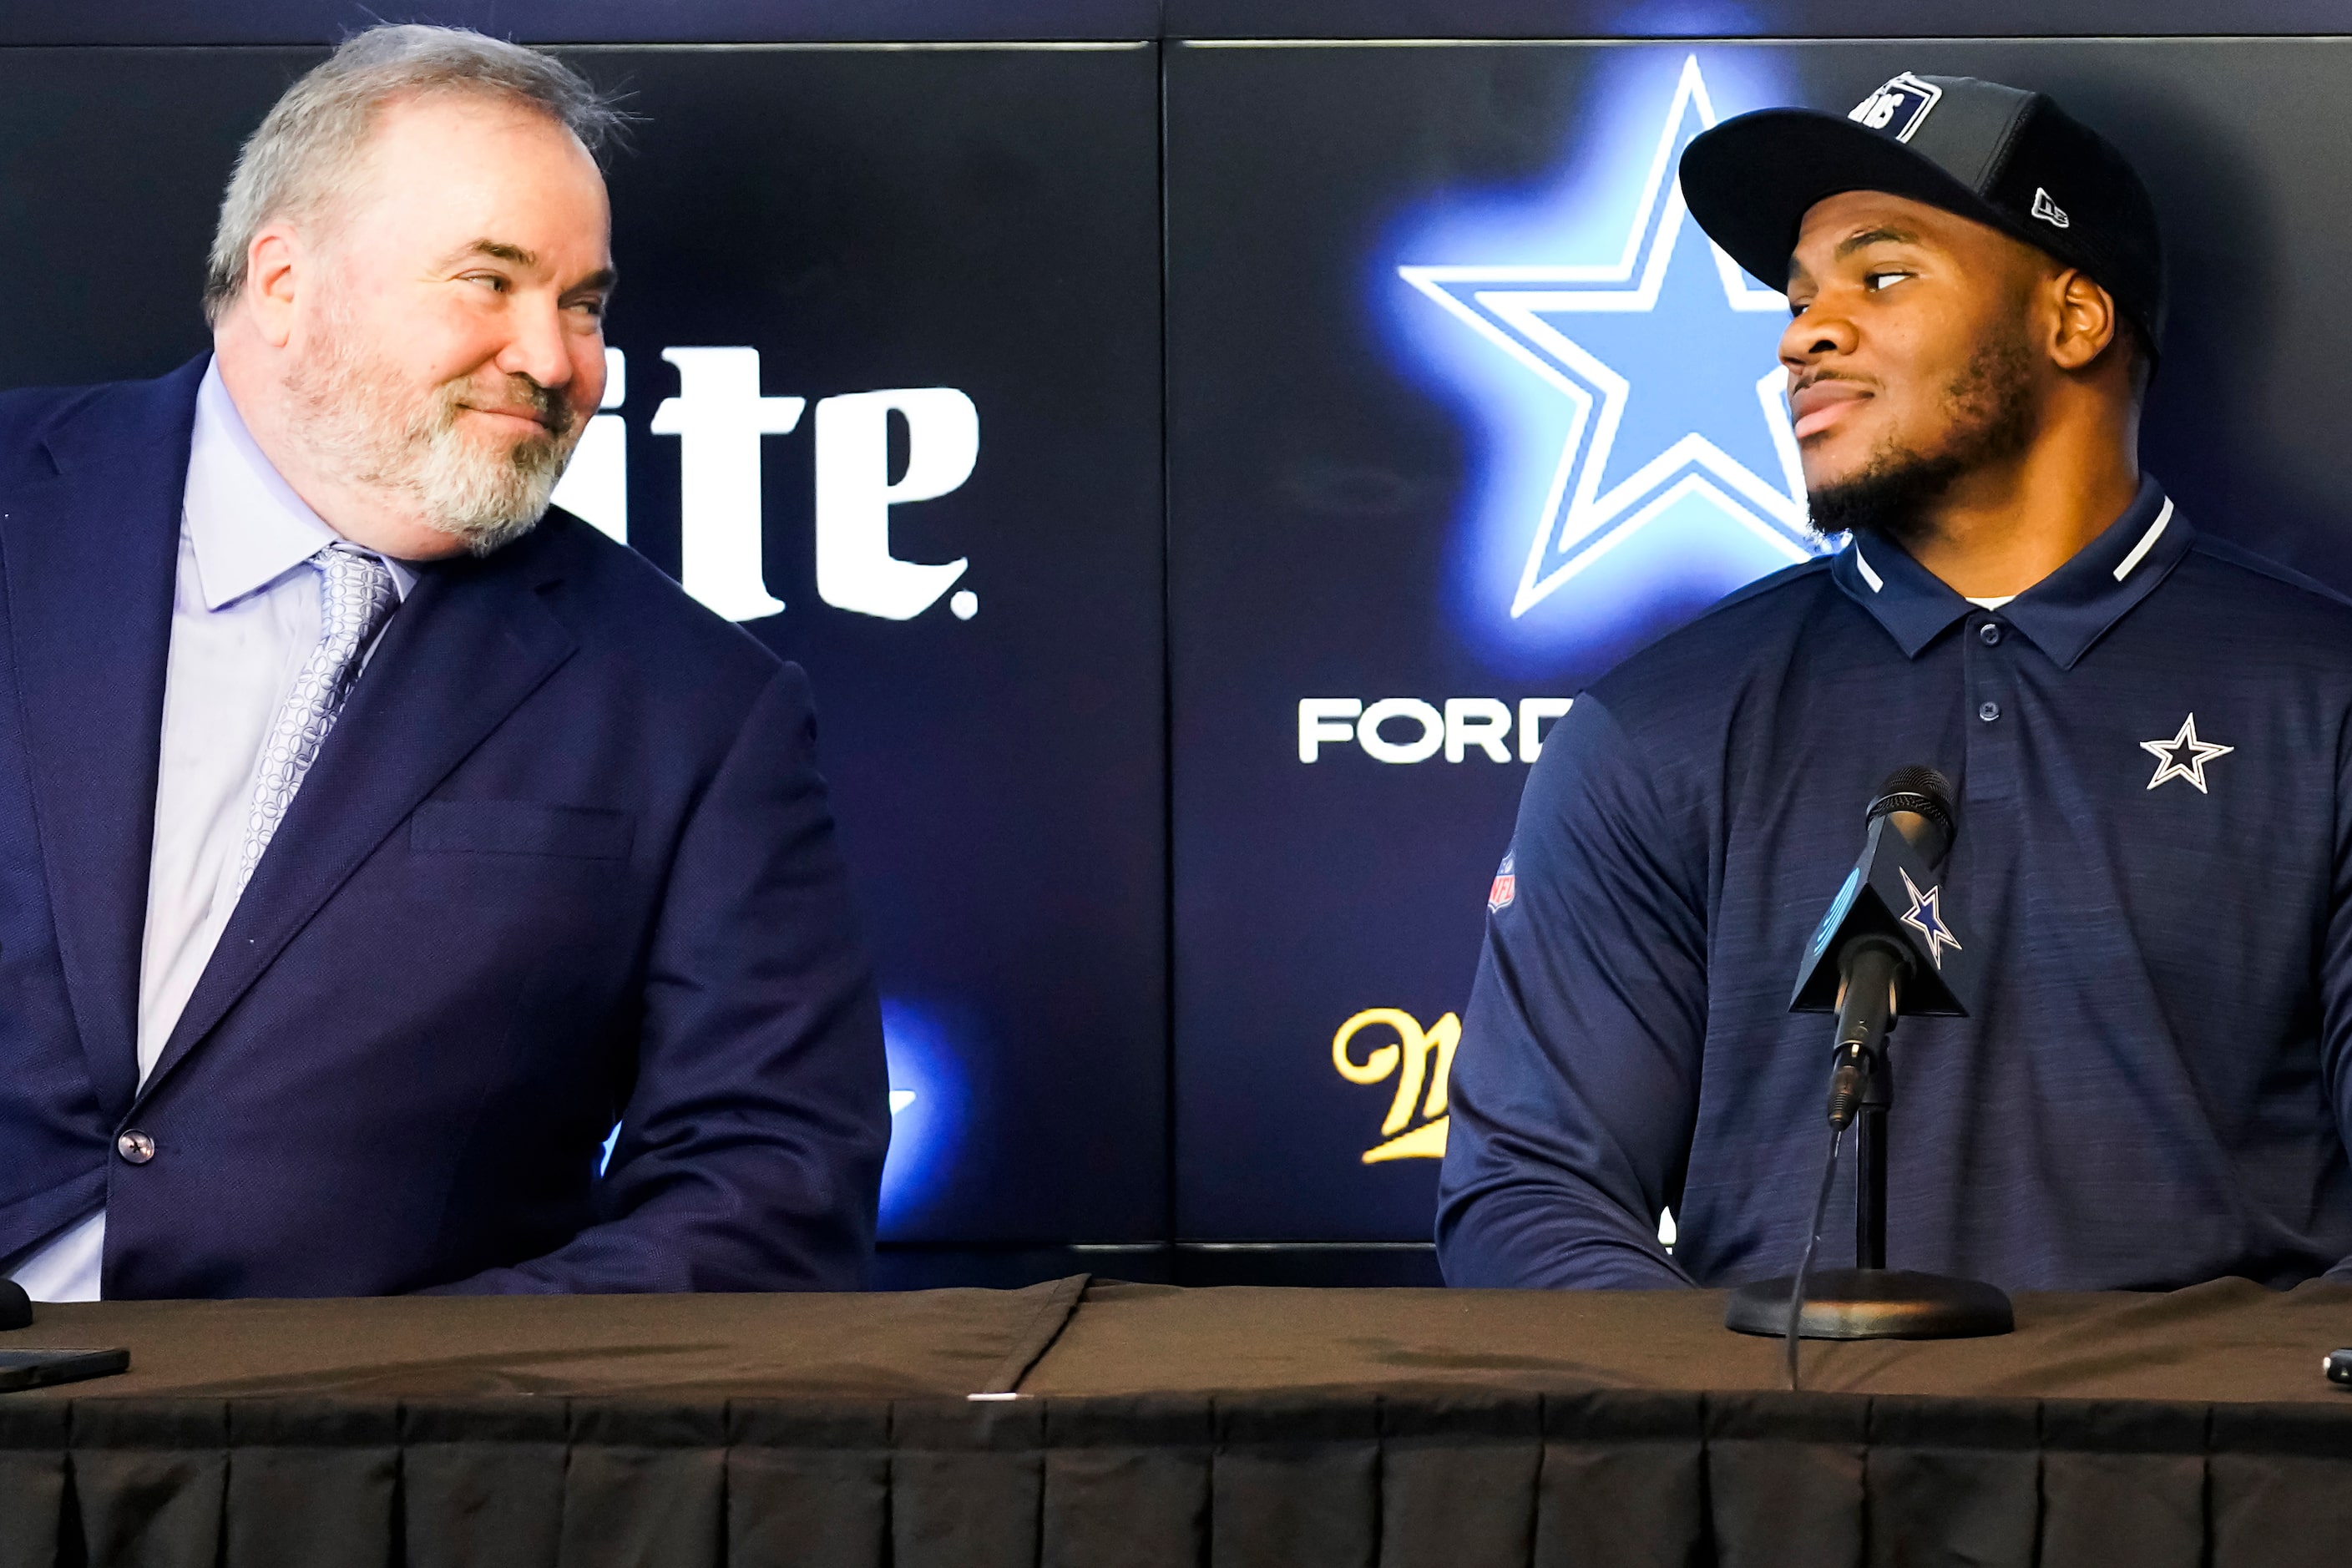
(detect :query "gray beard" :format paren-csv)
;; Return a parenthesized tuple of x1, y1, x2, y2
(283, 310, 581, 557)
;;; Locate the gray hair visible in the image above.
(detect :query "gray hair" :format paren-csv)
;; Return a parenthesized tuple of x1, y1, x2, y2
(204, 25, 625, 324)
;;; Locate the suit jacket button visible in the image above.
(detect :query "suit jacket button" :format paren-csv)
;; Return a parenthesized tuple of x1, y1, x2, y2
(116, 1130, 155, 1165)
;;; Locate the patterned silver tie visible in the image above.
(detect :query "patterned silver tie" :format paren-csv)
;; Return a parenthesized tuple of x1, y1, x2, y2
(234, 544, 398, 896)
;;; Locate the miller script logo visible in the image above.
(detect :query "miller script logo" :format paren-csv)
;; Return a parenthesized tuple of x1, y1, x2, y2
(551, 347, 979, 625)
(1333, 1007, 1459, 1163)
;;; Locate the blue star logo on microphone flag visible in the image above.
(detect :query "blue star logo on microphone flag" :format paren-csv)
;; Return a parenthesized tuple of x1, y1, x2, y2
(1392, 53, 1828, 644)
(1899, 867, 1963, 971)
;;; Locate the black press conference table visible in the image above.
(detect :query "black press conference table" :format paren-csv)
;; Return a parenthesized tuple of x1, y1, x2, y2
(3, 1276, 2351, 1567)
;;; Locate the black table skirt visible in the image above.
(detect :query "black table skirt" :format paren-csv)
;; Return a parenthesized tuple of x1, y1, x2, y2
(8, 1388, 2352, 1568)
(5, 1277, 2352, 1566)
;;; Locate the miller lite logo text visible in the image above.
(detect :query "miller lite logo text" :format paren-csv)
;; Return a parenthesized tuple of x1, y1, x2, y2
(552, 346, 981, 625)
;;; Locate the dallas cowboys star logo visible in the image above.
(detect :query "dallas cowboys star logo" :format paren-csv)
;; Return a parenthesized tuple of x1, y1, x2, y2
(2141, 714, 2233, 793)
(1398, 54, 1823, 620)
(1898, 867, 1963, 971)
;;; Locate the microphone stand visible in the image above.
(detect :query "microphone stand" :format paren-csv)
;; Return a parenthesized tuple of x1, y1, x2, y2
(1853, 1036, 1889, 1272)
(1727, 933, 2011, 1340)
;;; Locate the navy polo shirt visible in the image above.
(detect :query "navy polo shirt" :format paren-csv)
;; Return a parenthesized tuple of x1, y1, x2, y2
(1437, 478, 2352, 1292)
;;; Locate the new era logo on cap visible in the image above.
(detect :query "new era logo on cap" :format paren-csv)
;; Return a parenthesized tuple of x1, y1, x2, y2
(2031, 187, 2071, 228)
(1849, 73, 1943, 143)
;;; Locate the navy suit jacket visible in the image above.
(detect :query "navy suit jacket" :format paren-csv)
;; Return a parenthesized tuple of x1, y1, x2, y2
(0, 358, 890, 1297)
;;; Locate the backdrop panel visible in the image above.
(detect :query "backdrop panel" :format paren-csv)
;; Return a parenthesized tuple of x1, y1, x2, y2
(1165, 38, 2352, 1242)
(10, 30, 2352, 1272)
(0, 2, 1162, 45)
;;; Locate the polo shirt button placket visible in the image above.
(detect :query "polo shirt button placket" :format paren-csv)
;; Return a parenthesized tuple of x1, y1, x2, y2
(1965, 615, 2020, 802)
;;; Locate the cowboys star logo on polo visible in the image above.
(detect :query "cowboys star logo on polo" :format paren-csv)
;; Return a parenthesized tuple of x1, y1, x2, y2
(1898, 867, 1962, 970)
(2141, 713, 2233, 792)
(1848, 73, 1943, 143)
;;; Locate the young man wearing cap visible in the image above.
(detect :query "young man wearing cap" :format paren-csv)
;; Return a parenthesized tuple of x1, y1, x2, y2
(1438, 73, 2352, 1292)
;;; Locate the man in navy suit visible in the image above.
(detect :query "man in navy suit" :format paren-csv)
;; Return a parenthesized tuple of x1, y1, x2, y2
(0, 26, 889, 1299)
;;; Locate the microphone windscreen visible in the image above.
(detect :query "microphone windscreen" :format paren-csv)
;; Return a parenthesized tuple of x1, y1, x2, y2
(1868, 766, 1955, 863)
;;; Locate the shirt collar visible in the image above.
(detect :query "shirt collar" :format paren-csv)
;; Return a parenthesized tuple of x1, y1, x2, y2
(1829, 475, 2188, 670)
(182, 357, 417, 611)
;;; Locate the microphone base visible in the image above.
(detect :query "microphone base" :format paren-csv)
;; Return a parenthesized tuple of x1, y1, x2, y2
(0, 1280, 28, 1332)
(1724, 1267, 2013, 1340)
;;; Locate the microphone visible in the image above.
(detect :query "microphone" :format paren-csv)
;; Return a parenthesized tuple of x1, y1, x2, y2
(1725, 764, 2010, 1352)
(1869, 766, 1955, 863)
(1791, 765, 1975, 1060)
(1818, 769, 1962, 1125)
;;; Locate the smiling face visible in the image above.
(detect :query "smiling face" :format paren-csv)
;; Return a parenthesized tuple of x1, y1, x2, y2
(274, 91, 614, 556)
(1780, 190, 2056, 544)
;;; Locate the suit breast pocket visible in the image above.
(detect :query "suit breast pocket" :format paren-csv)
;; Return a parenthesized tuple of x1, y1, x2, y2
(409, 801, 636, 861)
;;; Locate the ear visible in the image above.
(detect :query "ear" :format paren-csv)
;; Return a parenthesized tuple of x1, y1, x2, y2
(244, 224, 305, 350)
(2047, 268, 2120, 374)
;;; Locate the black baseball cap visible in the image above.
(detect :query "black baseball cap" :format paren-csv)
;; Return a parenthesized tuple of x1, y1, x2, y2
(1681, 73, 2166, 353)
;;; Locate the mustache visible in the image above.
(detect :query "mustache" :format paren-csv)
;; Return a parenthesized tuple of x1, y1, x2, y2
(1788, 369, 1874, 398)
(449, 374, 576, 438)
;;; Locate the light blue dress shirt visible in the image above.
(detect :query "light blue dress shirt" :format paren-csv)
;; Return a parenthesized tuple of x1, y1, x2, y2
(6, 360, 412, 1302)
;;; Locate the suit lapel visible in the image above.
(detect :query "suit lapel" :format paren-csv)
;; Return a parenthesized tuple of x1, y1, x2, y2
(0, 363, 204, 1112)
(135, 540, 578, 1104)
